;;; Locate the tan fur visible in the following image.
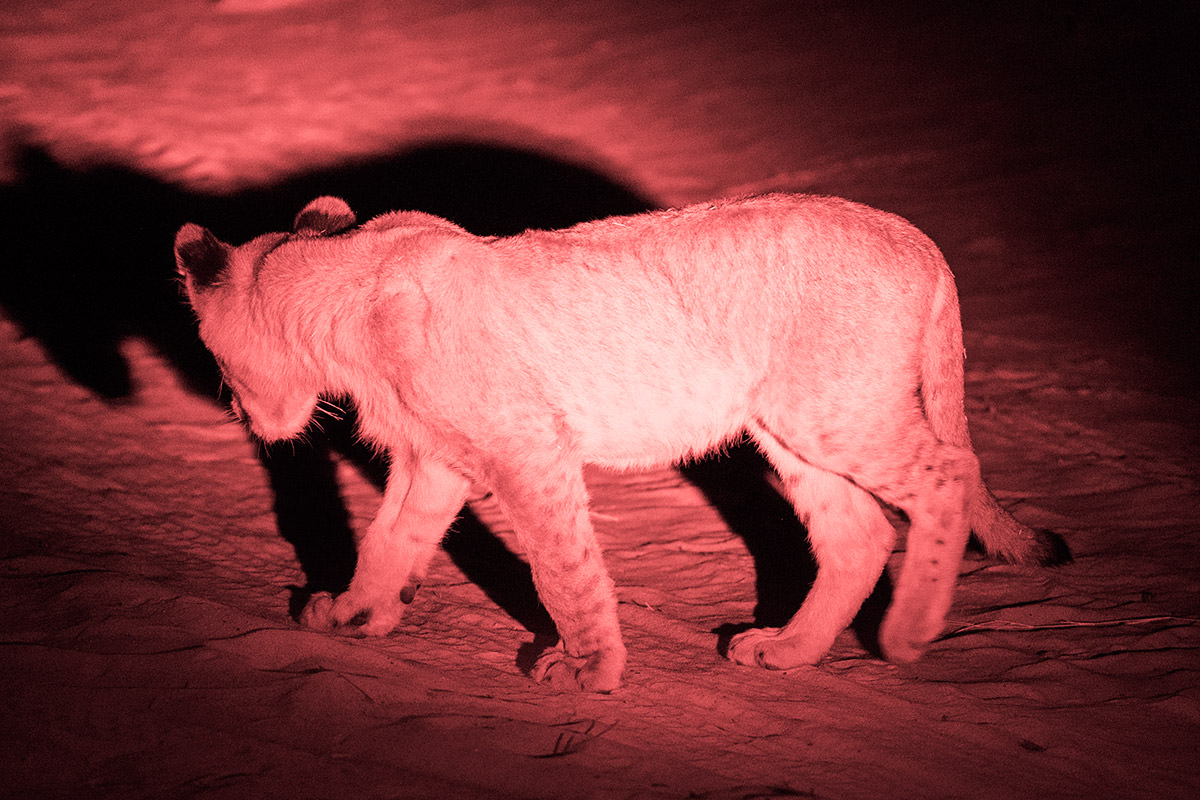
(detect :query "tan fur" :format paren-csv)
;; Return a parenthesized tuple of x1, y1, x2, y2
(175, 193, 1064, 692)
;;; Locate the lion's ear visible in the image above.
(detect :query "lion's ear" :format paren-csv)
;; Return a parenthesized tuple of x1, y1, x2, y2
(293, 196, 356, 236)
(175, 223, 230, 291)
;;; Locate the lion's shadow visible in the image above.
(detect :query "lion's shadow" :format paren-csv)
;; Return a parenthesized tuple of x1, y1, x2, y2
(0, 139, 654, 399)
(0, 135, 859, 663)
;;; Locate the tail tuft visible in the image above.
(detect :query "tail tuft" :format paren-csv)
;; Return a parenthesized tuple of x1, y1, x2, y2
(1023, 528, 1073, 566)
(969, 486, 1072, 566)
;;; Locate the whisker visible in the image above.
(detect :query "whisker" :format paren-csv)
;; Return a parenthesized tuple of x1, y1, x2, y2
(316, 397, 346, 421)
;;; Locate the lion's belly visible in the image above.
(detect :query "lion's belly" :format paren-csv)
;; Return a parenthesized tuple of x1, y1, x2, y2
(563, 359, 759, 470)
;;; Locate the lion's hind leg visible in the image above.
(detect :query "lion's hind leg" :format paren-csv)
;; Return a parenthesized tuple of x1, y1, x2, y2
(736, 410, 978, 667)
(729, 437, 895, 669)
(872, 437, 978, 663)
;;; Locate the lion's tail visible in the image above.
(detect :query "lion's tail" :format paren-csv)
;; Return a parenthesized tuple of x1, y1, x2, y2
(921, 259, 1071, 566)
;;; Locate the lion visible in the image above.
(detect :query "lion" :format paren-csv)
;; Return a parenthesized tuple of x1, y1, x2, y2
(175, 193, 1066, 692)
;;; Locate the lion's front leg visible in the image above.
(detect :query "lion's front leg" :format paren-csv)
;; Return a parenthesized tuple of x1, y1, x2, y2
(300, 447, 469, 636)
(490, 457, 627, 693)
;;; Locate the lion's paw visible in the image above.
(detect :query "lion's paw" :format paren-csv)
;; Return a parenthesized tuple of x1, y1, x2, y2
(298, 590, 339, 631)
(298, 583, 418, 637)
(727, 626, 782, 668)
(728, 626, 824, 671)
(530, 642, 625, 693)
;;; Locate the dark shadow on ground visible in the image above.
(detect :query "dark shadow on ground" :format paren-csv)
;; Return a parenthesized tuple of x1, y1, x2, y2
(0, 139, 654, 399)
(683, 444, 816, 631)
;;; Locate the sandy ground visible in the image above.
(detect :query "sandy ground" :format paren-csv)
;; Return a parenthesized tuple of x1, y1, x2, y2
(1, 1, 1198, 797)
